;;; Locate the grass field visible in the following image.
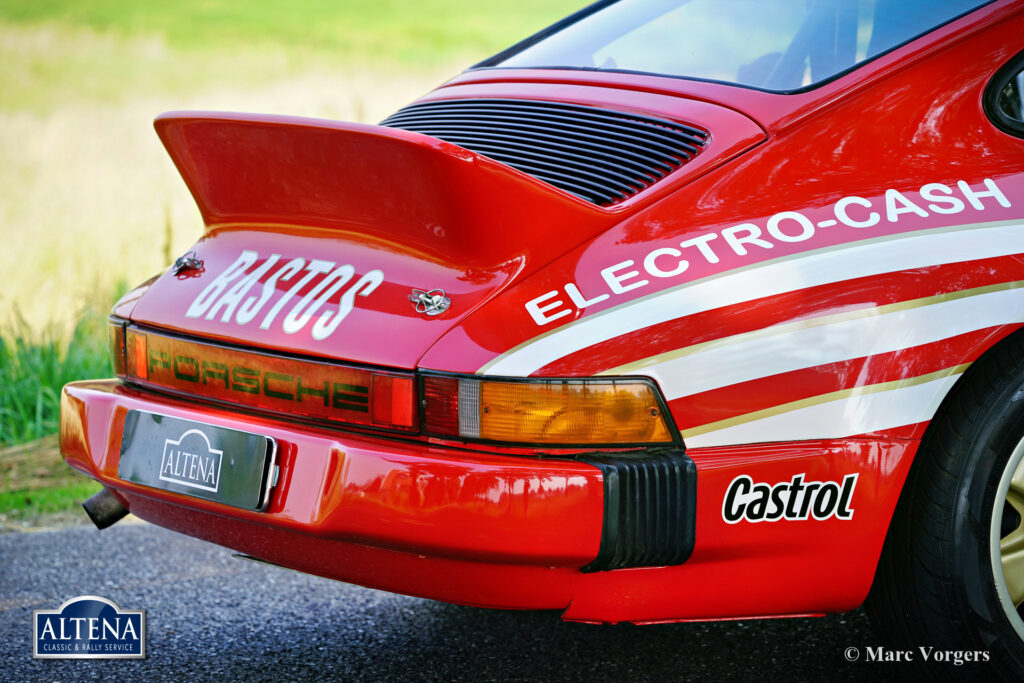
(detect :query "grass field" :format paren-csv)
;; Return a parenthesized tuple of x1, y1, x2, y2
(1, 0, 580, 335)
(0, 0, 581, 518)
(0, 435, 101, 529)
(0, 1, 572, 61)
(0, 294, 117, 446)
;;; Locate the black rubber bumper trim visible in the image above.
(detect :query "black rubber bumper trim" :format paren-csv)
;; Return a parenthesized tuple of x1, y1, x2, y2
(577, 448, 696, 572)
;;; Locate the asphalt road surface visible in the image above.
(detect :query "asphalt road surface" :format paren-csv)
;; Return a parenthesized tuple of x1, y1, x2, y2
(1, 521, 911, 681)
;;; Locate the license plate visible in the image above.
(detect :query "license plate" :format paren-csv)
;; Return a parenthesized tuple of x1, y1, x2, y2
(118, 410, 277, 511)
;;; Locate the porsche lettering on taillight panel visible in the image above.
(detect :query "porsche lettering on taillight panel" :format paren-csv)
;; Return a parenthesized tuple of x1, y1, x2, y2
(116, 325, 416, 432)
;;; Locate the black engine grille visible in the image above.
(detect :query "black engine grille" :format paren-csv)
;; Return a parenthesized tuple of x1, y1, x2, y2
(380, 98, 708, 206)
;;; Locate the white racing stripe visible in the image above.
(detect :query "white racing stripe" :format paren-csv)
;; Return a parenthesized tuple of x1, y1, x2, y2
(480, 222, 1024, 376)
(684, 370, 965, 448)
(632, 284, 1024, 400)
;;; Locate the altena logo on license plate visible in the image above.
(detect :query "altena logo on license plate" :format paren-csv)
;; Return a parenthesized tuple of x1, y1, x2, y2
(119, 411, 277, 511)
(158, 429, 223, 492)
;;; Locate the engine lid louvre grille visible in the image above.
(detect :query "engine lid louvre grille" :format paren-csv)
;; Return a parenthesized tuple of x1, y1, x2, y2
(381, 98, 708, 206)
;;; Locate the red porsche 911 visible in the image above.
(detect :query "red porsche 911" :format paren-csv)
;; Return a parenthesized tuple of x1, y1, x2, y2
(60, 0, 1024, 674)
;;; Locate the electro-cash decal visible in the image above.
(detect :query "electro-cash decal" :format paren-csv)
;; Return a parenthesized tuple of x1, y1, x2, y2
(483, 178, 1021, 448)
(520, 178, 1011, 329)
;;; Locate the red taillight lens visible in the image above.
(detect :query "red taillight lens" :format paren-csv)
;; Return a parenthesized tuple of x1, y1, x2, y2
(422, 375, 459, 436)
(123, 327, 417, 432)
(371, 374, 415, 429)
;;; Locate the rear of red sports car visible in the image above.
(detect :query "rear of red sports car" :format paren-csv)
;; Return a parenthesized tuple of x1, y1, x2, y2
(61, 0, 1024, 673)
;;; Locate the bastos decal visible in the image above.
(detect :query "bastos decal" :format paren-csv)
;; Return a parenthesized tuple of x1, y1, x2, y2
(185, 251, 384, 340)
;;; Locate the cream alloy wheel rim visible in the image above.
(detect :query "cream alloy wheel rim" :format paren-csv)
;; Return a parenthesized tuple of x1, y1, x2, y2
(992, 434, 1024, 641)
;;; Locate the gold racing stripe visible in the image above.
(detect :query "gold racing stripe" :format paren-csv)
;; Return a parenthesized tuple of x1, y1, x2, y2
(600, 280, 1024, 376)
(478, 218, 1023, 376)
(680, 364, 971, 439)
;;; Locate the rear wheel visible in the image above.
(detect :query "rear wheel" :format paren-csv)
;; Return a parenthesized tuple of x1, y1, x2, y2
(992, 435, 1024, 644)
(866, 335, 1024, 678)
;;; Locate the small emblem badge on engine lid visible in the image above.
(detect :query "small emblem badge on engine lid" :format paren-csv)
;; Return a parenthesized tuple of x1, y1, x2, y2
(409, 288, 450, 316)
(171, 251, 204, 278)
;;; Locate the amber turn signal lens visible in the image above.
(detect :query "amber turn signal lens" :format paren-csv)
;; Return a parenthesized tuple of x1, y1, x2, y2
(107, 318, 127, 377)
(423, 376, 673, 445)
(478, 381, 671, 444)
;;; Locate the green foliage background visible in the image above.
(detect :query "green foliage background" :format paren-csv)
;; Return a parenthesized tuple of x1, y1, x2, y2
(0, 0, 581, 448)
(0, 0, 578, 62)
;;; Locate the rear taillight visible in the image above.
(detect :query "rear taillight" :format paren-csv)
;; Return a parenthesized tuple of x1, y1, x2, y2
(109, 325, 674, 446)
(125, 328, 147, 380)
(371, 374, 415, 429)
(422, 374, 674, 446)
(108, 318, 127, 376)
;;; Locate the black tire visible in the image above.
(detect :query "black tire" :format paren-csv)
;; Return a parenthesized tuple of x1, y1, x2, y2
(866, 333, 1024, 679)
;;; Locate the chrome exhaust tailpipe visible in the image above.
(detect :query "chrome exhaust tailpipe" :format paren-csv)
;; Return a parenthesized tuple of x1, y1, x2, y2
(82, 488, 128, 529)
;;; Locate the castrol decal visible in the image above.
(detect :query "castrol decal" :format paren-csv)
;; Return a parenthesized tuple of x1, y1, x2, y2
(722, 473, 858, 523)
(185, 251, 383, 341)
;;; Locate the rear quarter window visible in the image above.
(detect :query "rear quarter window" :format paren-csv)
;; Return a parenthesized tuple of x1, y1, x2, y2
(986, 49, 1024, 137)
(487, 0, 992, 93)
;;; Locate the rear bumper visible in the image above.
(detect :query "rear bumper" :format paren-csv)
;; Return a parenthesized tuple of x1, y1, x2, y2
(60, 380, 611, 609)
(60, 379, 917, 622)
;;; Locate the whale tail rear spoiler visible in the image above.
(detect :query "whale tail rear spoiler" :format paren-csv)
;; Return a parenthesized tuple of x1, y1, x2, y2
(155, 111, 608, 268)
